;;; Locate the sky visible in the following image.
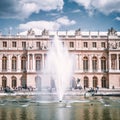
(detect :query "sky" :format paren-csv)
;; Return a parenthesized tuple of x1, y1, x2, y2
(0, 0, 120, 35)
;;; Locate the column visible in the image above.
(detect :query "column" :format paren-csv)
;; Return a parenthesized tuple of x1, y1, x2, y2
(78, 54, 80, 71)
(117, 54, 119, 71)
(29, 54, 32, 71)
(78, 54, 82, 72)
(42, 53, 45, 69)
(75, 54, 78, 71)
(7, 54, 11, 72)
(17, 55, 21, 72)
(89, 55, 92, 72)
(27, 54, 30, 72)
(0, 55, 2, 72)
(80, 55, 83, 72)
(109, 54, 111, 71)
(33, 54, 35, 71)
(98, 56, 101, 72)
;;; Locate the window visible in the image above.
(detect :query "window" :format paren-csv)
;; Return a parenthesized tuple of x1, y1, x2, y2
(101, 76, 107, 88)
(84, 76, 89, 88)
(2, 56, 7, 71)
(93, 76, 98, 88)
(12, 76, 17, 89)
(69, 42, 74, 48)
(111, 54, 117, 70)
(83, 42, 88, 48)
(22, 42, 26, 49)
(92, 42, 97, 48)
(21, 76, 27, 88)
(2, 76, 7, 88)
(12, 56, 17, 71)
(36, 42, 42, 49)
(3, 41, 7, 47)
(101, 42, 106, 48)
(101, 57, 106, 71)
(36, 56, 41, 71)
(21, 56, 26, 71)
(12, 41, 17, 47)
(92, 57, 97, 71)
(83, 57, 88, 72)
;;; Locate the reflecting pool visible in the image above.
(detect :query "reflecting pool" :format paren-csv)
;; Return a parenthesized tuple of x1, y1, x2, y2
(0, 96, 120, 120)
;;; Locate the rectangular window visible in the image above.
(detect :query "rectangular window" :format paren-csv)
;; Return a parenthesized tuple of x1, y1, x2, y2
(92, 42, 97, 48)
(119, 42, 120, 47)
(36, 42, 42, 49)
(12, 41, 17, 47)
(83, 42, 88, 48)
(22, 42, 26, 49)
(69, 42, 74, 48)
(101, 42, 105, 48)
(3, 41, 7, 47)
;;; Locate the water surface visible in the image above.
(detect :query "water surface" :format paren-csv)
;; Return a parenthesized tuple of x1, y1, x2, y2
(0, 96, 119, 120)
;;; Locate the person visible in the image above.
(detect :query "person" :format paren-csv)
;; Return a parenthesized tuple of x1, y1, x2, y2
(112, 85, 114, 89)
(84, 85, 86, 90)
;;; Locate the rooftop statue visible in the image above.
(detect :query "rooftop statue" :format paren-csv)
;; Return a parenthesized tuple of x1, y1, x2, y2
(108, 27, 117, 36)
(27, 28, 35, 36)
(42, 29, 49, 36)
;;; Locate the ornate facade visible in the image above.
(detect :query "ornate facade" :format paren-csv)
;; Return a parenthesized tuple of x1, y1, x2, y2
(0, 28, 120, 90)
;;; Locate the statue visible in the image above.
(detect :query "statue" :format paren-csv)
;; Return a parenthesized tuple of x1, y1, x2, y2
(75, 28, 81, 36)
(42, 29, 49, 36)
(108, 27, 117, 36)
(27, 28, 35, 36)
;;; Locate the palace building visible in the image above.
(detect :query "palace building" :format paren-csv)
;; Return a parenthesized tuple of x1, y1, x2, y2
(0, 28, 120, 90)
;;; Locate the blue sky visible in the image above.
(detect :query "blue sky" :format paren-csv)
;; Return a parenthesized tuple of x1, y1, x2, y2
(0, 0, 120, 35)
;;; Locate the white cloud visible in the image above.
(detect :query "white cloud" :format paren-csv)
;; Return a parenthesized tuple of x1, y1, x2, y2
(56, 16, 76, 25)
(115, 17, 120, 21)
(19, 21, 60, 31)
(0, 0, 64, 19)
(18, 16, 76, 31)
(72, 9, 81, 13)
(71, 0, 120, 15)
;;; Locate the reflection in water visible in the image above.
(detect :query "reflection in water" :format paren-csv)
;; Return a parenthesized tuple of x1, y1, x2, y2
(92, 106, 99, 120)
(83, 108, 90, 120)
(102, 108, 112, 120)
(0, 96, 120, 120)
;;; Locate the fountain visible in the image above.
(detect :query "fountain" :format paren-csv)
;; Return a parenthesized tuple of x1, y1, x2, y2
(41, 34, 74, 102)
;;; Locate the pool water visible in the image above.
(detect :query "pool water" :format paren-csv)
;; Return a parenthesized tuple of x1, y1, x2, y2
(0, 96, 120, 120)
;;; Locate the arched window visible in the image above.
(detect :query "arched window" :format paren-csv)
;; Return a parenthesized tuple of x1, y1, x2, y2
(101, 76, 107, 88)
(93, 76, 98, 88)
(111, 54, 117, 70)
(21, 56, 26, 71)
(2, 56, 7, 71)
(21, 75, 27, 88)
(101, 56, 106, 72)
(35, 76, 41, 90)
(84, 76, 89, 88)
(2, 76, 7, 88)
(36, 56, 41, 71)
(12, 76, 17, 89)
(12, 56, 17, 71)
(92, 56, 97, 72)
(83, 57, 88, 72)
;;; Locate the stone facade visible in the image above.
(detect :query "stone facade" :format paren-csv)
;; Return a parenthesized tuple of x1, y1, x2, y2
(0, 28, 120, 90)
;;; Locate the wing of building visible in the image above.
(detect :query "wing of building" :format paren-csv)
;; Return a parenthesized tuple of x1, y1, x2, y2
(0, 28, 120, 90)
